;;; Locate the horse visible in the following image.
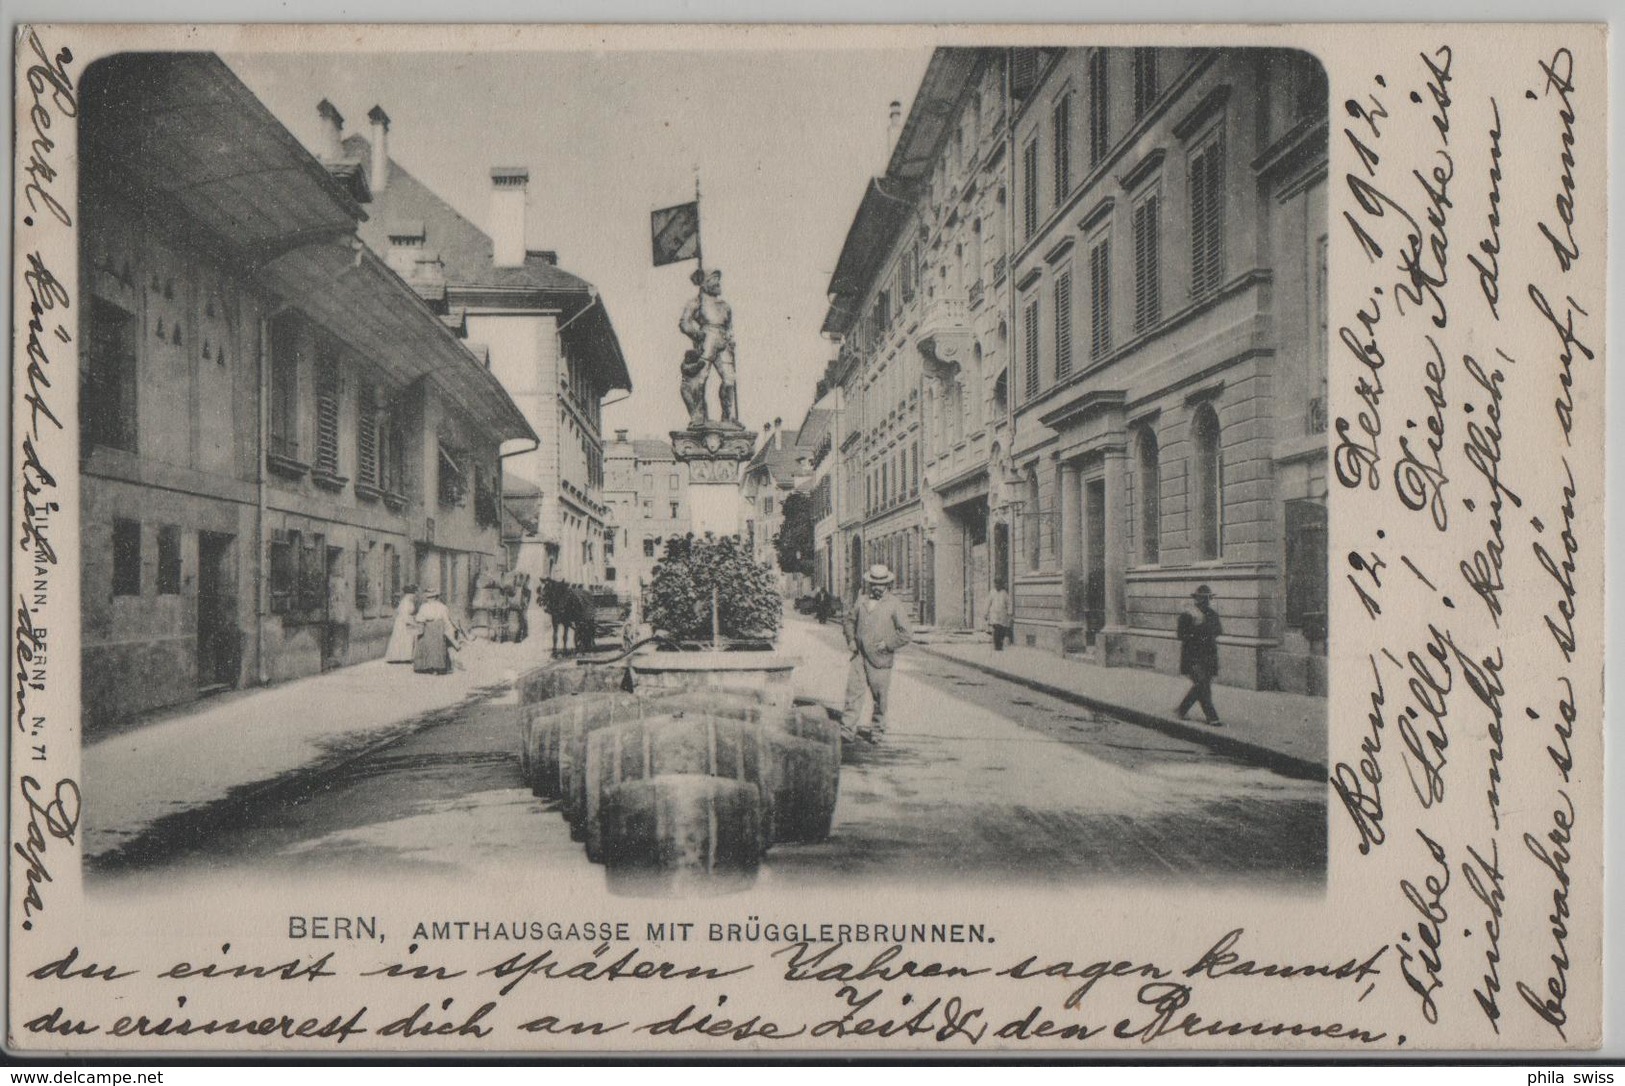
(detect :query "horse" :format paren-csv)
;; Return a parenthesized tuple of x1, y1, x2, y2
(541, 577, 577, 656)
(540, 579, 605, 657)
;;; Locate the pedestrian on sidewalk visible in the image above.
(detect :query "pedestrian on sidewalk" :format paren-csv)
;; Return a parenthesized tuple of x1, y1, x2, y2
(412, 590, 463, 675)
(1176, 584, 1223, 727)
(842, 564, 912, 743)
(385, 585, 420, 664)
(985, 581, 1013, 651)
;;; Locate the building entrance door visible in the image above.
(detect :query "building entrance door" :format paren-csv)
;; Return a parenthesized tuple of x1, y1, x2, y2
(1085, 478, 1106, 643)
(195, 531, 239, 690)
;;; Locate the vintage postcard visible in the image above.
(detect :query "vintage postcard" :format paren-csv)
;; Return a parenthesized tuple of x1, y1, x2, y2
(9, 21, 1607, 1054)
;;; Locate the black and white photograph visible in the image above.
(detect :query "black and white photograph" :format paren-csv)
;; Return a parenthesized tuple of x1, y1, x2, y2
(75, 43, 1330, 894)
(11, 18, 1608, 1057)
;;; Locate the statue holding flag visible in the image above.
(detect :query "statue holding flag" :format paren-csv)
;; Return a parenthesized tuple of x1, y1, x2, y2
(678, 268, 739, 427)
(651, 187, 742, 429)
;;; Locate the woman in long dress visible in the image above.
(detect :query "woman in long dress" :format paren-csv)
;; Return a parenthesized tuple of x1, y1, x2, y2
(384, 585, 419, 664)
(412, 590, 459, 675)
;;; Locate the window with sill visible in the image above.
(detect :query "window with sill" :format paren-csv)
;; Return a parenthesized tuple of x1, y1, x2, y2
(1192, 402, 1224, 560)
(83, 297, 138, 455)
(1189, 132, 1226, 301)
(1132, 189, 1162, 334)
(1135, 426, 1161, 564)
(1088, 51, 1110, 167)
(1021, 138, 1040, 241)
(437, 443, 466, 508)
(1053, 266, 1075, 381)
(1133, 48, 1159, 120)
(313, 342, 343, 481)
(1022, 297, 1041, 401)
(1052, 91, 1073, 205)
(268, 313, 302, 463)
(1088, 233, 1112, 359)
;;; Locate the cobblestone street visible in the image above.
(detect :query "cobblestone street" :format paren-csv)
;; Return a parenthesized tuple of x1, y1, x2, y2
(90, 614, 1323, 892)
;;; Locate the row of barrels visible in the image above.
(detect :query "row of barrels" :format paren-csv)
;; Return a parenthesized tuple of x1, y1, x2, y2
(516, 663, 840, 895)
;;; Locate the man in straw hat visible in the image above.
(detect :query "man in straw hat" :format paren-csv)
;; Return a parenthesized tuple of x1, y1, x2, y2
(840, 564, 912, 743)
(1175, 584, 1223, 727)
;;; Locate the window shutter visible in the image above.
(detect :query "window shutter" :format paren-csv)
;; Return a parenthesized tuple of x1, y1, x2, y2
(1133, 195, 1161, 332)
(1052, 94, 1071, 201)
(1088, 52, 1110, 166)
(1089, 239, 1112, 358)
(1011, 48, 1040, 101)
(1133, 49, 1159, 118)
(315, 365, 341, 476)
(1022, 140, 1040, 240)
(1053, 269, 1074, 380)
(1191, 138, 1225, 298)
(357, 384, 378, 487)
(1023, 299, 1041, 400)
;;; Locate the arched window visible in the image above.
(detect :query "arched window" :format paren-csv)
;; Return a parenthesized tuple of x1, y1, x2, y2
(1136, 425, 1161, 564)
(1192, 403, 1222, 560)
(1025, 465, 1042, 570)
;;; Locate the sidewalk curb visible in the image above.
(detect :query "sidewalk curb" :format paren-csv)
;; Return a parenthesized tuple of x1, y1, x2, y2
(918, 645, 1325, 781)
(86, 678, 515, 870)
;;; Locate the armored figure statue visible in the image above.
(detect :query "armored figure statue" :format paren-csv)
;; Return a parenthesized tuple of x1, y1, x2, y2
(678, 268, 739, 427)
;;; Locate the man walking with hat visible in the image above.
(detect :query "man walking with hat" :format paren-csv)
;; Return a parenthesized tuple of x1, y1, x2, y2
(1175, 584, 1223, 726)
(842, 564, 912, 743)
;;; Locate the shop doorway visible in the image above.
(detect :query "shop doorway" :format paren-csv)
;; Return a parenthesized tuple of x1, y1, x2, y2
(195, 531, 239, 691)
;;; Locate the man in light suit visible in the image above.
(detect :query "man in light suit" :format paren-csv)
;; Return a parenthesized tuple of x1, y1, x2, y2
(842, 564, 912, 743)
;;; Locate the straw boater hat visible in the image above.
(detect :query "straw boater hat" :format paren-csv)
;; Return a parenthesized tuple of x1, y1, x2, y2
(865, 564, 895, 586)
(424, 590, 441, 600)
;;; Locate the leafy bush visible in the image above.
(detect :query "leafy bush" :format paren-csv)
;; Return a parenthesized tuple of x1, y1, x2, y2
(645, 534, 782, 643)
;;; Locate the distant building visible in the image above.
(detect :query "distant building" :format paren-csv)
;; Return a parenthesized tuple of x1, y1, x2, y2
(603, 431, 690, 597)
(819, 46, 1328, 694)
(77, 55, 534, 731)
(740, 420, 810, 591)
(336, 107, 631, 586)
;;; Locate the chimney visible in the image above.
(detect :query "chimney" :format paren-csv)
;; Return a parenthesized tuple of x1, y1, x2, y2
(489, 167, 530, 268)
(316, 98, 344, 162)
(367, 105, 391, 192)
(885, 99, 903, 162)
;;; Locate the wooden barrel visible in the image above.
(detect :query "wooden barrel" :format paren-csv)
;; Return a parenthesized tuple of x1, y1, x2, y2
(762, 706, 841, 844)
(519, 691, 627, 801)
(583, 704, 770, 862)
(601, 775, 761, 896)
(517, 661, 627, 706)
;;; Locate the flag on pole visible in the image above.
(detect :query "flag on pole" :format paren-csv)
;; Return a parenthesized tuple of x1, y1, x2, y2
(650, 201, 701, 267)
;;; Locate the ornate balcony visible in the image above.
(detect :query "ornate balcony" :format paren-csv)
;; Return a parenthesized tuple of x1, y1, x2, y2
(914, 295, 974, 383)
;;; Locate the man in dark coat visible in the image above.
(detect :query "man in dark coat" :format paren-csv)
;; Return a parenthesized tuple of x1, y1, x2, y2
(1175, 584, 1222, 726)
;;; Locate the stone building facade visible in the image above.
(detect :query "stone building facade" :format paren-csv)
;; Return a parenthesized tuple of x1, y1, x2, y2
(603, 432, 691, 597)
(77, 55, 534, 731)
(819, 46, 1328, 694)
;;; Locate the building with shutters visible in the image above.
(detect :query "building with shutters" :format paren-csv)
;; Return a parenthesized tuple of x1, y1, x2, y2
(1005, 46, 1328, 694)
(602, 432, 691, 598)
(76, 54, 535, 732)
(336, 105, 631, 589)
(818, 45, 1328, 695)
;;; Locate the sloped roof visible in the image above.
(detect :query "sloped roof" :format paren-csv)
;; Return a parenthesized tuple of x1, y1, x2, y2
(748, 431, 807, 483)
(632, 439, 677, 462)
(83, 53, 533, 444)
(344, 134, 594, 297)
(342, 132, 631, 393)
